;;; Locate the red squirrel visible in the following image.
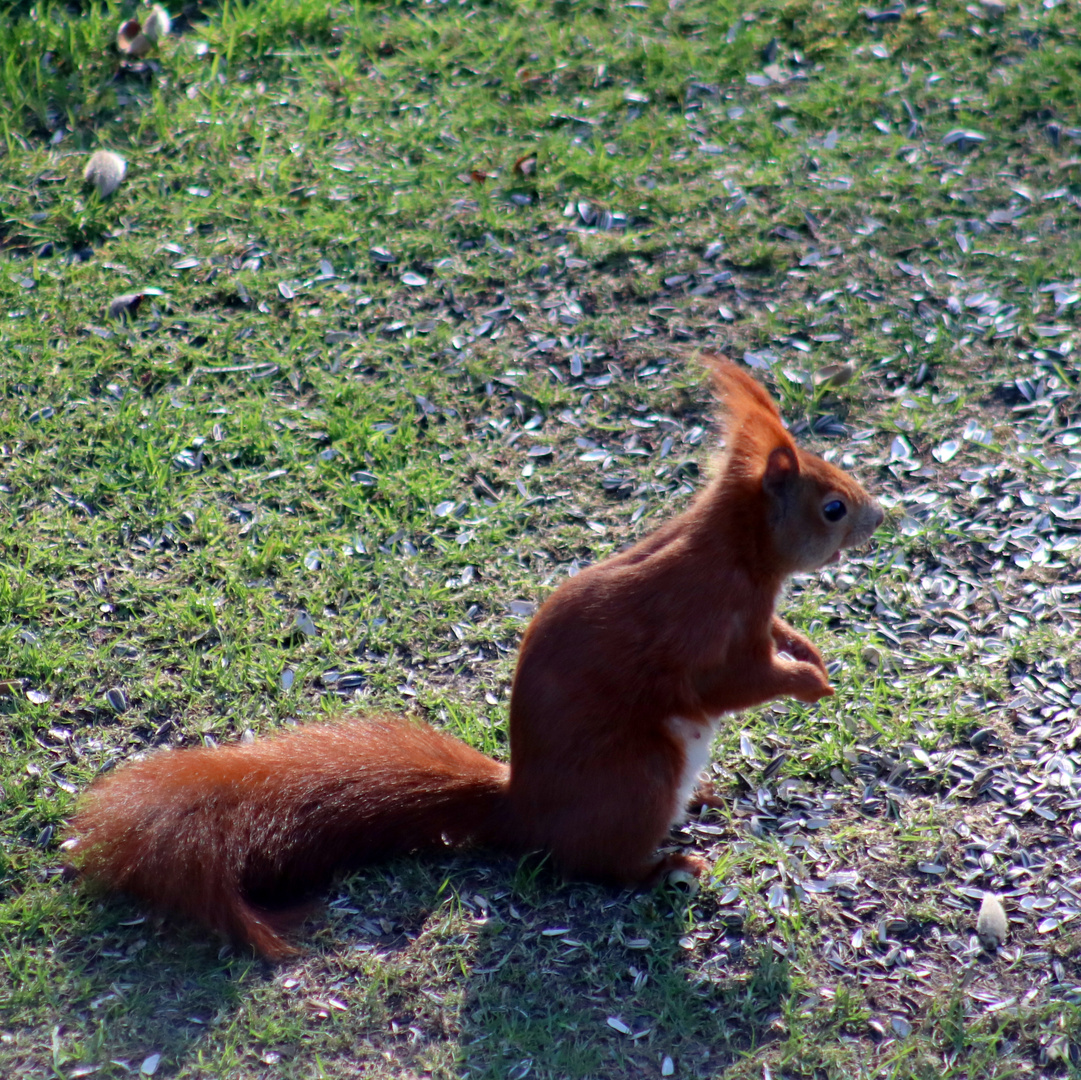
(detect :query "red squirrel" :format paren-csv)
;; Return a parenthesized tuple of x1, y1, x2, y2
(66, 357, 883, 959)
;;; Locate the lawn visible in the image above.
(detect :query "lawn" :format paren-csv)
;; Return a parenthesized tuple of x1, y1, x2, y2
(2, 0, 1081, 1076)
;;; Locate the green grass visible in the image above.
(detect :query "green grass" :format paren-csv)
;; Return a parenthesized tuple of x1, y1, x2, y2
(3, 0, 1081, 1076)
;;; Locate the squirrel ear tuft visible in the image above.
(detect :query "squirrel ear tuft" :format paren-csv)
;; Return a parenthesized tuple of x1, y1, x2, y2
(701, 352, 740, 397)
(705, 355, 783, 420)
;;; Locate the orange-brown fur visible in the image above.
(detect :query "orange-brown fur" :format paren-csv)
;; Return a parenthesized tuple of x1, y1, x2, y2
(67, 357, 882, 958)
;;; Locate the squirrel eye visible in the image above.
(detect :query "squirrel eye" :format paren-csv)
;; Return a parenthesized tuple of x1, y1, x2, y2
(823, 499, 847, 522)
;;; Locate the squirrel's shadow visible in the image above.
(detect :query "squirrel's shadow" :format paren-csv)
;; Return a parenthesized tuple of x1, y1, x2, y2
(59, 854, 784, 1078)
(422, 864, 785, 1078)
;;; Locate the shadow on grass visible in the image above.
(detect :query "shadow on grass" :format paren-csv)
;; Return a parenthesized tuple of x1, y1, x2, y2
(34, 853, 791, 1078)
(0, 839, 795, 1080)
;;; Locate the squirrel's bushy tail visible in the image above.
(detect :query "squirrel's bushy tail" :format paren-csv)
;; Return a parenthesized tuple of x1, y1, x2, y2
(68, 717, 511, 958)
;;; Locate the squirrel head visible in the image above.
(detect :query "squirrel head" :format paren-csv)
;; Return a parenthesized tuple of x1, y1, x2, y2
(706, 356, 884, 575)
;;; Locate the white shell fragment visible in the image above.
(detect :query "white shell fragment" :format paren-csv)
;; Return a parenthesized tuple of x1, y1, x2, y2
(142, 5, 171, 42)
(977, 892, 1008, 950)
(83, 150, 127, 197)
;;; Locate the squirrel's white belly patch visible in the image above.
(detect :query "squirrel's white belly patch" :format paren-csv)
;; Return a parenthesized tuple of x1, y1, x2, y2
(665, 715, 721, 831)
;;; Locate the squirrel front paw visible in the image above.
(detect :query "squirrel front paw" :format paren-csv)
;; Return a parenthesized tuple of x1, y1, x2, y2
(772, 618, 828, 675)
(787, 659, 834, 703)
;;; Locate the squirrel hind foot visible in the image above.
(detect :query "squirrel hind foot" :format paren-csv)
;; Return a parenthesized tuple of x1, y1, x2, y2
(642, 852, 711, 890)
(687, 783, 725, 813)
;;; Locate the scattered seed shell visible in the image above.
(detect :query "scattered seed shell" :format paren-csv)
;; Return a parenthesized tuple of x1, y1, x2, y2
(942, 128, 986, 151)
(142, 4, 171, 41)
(117, 18, 153, 57)
(977, 892, 1008, 950)
(105, 688, 128, 713)
(84, 150, 127, 197)
(108, 293, 144, 320)
(932, 439, 960, 463)
(814, 362, 855, 388)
